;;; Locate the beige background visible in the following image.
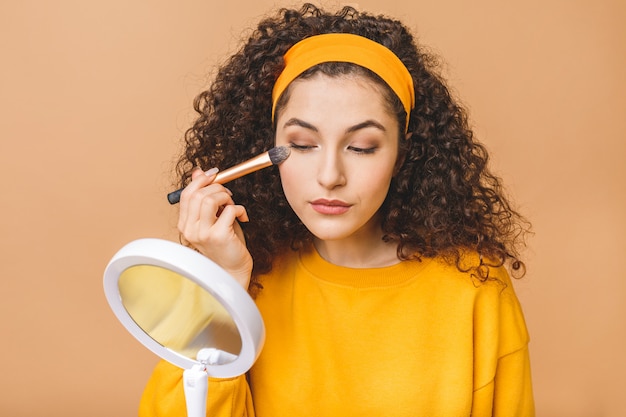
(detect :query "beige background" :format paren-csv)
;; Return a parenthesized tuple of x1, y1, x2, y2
(1, 0, 624, 416)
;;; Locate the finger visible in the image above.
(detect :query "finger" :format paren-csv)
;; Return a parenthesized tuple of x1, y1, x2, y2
(191, 167, 219, 181)
(178, 168, 220, 228)
(190, 166, 203, 180)
(181, 187, 235, 240)
(194, 189, 237, 235)
(184, 168, 219, 198)
(178, 187, 233, 238)
(200, 204, 249, 242)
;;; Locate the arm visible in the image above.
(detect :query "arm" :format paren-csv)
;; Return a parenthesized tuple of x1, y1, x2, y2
(471, 268, 535, 417)
(471, 346, 534, 417)
(139, 360, 254, 417)
(491, 283, 535, 416)
(492, 346, 534, 416)
(139, 170, 257, 416)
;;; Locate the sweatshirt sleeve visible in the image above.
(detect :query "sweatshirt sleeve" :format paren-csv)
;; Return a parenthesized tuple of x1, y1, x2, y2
(139, 360, 254, 417)
(492, 345, 534, 416)
(471, 267, 535, 417)
(492, 272, 534, 415)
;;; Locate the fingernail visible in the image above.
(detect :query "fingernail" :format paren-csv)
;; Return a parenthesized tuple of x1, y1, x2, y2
(205, 167, 219, 176)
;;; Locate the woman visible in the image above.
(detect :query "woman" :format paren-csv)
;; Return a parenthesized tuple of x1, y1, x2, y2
(140, 3, 534, 416)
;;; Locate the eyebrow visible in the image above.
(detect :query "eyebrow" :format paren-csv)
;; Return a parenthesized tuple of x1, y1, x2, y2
(282, 118, 387, 134)
(346, 120, 387, 133)
(283, 118, 318, 132)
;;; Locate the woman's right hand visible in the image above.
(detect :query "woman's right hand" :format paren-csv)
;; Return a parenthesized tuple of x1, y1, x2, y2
(177, 168, 253, 289)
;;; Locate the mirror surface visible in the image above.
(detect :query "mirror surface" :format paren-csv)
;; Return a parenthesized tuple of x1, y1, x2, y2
(103, 238, 264, 378)
(119, 265, 242, 362)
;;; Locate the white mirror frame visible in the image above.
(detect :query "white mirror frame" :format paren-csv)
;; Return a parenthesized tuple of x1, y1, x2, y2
(103, 238, 265, 378)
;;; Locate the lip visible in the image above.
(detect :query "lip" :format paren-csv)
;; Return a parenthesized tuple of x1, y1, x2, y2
(310, 199, 352, 215)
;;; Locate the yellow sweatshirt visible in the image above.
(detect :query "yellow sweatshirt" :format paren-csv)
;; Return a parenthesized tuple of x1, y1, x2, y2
(140, 247, 534, 416)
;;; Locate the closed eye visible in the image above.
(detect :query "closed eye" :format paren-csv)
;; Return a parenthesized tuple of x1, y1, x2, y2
(348, 146, 377, 154)
(289, 143, 316, 152)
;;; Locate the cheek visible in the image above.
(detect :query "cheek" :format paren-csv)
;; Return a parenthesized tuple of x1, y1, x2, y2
(356, 161, 396, 206)
(278, 162, 303, 201)
(362, 170, 393, 201)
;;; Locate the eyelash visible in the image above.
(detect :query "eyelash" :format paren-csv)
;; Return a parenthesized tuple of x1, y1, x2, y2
(348, 146, 377, 155)
(288, 143, 314, 152)
(288, 143, 377, 154)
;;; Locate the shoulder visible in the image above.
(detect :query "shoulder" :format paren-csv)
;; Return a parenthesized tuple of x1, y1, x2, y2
(421, 251, 511, 288)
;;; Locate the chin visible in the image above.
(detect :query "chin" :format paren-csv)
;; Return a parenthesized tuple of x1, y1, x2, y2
(302, 222, 363, 243)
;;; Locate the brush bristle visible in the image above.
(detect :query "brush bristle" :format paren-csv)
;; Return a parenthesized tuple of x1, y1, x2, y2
(268, 146, 291, 165)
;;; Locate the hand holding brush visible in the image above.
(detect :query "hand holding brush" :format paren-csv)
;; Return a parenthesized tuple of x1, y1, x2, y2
(167, 146, 291, 204)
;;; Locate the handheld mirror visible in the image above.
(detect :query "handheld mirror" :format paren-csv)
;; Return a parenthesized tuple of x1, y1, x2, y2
(103, 238, 265, 416)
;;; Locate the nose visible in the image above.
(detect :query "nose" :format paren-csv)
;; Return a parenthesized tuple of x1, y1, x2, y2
(316, 149, 346, 189)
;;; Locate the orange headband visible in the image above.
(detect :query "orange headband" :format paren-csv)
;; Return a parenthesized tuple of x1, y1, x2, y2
(272, 33, 415, 131)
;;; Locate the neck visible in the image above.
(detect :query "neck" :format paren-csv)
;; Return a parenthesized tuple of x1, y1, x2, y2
(313, 225, 400, 268)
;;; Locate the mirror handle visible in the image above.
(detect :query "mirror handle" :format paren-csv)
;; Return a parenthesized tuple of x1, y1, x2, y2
(183, 365, 208, 417)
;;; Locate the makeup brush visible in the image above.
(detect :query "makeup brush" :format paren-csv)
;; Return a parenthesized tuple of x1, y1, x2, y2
(167, 146, 291, 204)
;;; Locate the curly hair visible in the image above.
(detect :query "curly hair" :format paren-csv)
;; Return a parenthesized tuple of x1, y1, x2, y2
(175, 3, 531, 290)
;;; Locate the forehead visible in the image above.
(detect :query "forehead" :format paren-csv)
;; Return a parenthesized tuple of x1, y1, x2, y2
(275, 74, 402, 145)
(280, 73, 395, 118)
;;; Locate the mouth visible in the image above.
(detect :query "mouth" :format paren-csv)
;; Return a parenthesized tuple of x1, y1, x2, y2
(310, 199, 352, 215)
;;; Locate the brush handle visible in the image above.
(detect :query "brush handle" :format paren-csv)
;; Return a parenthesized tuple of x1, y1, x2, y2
(166, 152, 273, 205)
(167, 188, 184, 205)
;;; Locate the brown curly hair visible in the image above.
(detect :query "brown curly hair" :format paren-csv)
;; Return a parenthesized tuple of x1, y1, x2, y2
(175, 3, 531, 290)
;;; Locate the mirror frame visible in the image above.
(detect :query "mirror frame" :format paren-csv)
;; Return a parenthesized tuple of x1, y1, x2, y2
(103, 238, 265, 378)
